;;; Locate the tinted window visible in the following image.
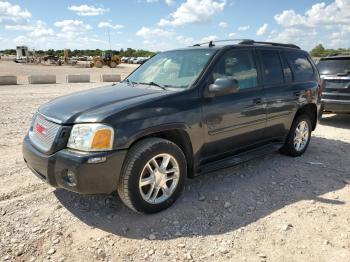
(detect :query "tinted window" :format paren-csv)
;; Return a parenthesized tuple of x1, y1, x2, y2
(260, 50, 284, 85)
(281, 55, 293, 82)
(317, 58, 350, 75)
(211, 50, 258, 90)
(285, 52, 314, 81)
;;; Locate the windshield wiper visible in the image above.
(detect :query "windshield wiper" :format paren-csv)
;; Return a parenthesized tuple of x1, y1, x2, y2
(135, 81, 167, 91)
(123, 79, 136, 85)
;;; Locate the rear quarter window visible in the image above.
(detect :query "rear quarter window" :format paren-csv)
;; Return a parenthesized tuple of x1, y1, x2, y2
(285, 51, 314, 82)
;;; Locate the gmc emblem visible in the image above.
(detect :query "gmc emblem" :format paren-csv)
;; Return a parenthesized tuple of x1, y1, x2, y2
(36, 123, 47, 135)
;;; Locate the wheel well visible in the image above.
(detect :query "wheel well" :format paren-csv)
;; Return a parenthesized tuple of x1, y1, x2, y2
(295, 104, 317, 130)
(129, 129, 194, 178)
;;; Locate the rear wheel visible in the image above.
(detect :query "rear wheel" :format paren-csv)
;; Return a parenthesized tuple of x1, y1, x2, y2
(109, 61, 117, 68)
(280, 114, 312, 157)
(95, 61, 103, 68)
(117, 138, 186, 214)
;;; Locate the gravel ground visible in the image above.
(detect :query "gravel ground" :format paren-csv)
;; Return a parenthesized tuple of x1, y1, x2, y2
(0, 61, 138, 84)
(0, 68, 350, 261)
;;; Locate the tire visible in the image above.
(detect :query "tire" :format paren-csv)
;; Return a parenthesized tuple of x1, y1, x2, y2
(117, 138, 187, 214)
(109, 61, 117, 68)
(95, 61, 103, 68)
(280, 114, 312, 157)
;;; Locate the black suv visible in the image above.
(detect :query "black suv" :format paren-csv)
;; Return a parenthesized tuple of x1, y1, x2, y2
(23, 40, 323, 213)
(317, 55, 350, 113)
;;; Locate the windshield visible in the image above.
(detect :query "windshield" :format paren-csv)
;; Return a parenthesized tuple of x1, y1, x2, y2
(317, 58, 350, 75)
(126, 49, 216, 88)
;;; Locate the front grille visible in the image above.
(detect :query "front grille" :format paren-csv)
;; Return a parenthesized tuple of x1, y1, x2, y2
(29, 114, 61, 152)
(324, 79, 350, 89)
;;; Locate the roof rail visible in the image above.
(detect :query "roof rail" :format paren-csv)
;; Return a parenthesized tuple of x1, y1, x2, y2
(239, 40, 300, 49)
(192, 39, 300, 49)
(192, 39, 253, 47)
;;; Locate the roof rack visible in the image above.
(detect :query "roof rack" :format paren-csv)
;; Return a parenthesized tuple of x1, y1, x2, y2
(192, 39, 300, 49)
(192, 39, 252, 47)
(239, 40, 300, 49)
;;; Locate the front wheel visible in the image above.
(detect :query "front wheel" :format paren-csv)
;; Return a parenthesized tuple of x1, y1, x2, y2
(117, 138, 187, 213)
(95, 61, 103, 68)
(280, 114, 312, 157)
(109, 61, 117, 68)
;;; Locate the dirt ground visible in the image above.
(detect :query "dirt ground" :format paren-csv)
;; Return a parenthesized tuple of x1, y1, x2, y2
(0, 61, 138, 84)
(0, 63, 350, 262)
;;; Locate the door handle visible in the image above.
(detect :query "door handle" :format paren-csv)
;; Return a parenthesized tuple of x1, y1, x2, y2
(294, 91, 301, 97)
(253, 98, 262, 104)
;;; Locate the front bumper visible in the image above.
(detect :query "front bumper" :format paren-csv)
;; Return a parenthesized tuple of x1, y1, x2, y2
(322, 99, 350, 113)
(22, 135, 127, 194)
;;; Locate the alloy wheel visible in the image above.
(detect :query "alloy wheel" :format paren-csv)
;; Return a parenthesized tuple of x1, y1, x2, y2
(139, 153, 180, 204)
(293, 120, 310, 152)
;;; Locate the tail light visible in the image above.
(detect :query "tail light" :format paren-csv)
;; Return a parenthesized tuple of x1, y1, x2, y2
(318, 79, 324, 97)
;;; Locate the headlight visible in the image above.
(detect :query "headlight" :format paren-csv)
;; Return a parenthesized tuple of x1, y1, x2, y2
(67, 124, 114, 151)
(29, 112, 38, 132)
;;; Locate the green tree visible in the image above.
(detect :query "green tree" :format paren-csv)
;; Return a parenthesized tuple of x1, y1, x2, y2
(310, 44, 350, 57)
(310, 44, 326, 57)
(0, 48, 156, 58)
(1, 49, 16, 55)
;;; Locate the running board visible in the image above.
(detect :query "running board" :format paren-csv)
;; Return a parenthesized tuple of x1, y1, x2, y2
(198, 143, 284, 175)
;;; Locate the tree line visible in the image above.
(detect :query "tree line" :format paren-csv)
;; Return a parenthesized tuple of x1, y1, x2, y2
(310, 44, 350, 57)
(0, 48, 156, 57)
(2, 44, 349, 58)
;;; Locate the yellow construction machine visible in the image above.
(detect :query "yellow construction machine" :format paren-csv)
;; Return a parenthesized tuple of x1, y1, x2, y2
(92, 52, 121, 68)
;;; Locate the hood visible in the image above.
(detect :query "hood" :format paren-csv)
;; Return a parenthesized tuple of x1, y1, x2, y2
(38, 83, 166, 124)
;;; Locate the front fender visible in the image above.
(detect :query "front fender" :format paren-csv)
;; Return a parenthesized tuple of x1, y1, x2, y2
(120, 123, 191, 149)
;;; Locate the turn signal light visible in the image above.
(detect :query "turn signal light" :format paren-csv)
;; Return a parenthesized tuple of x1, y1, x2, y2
(91, 129, 112, 150)
(319, 79, 325, 97)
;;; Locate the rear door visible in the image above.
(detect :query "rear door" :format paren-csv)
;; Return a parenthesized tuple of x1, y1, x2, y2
(258, 48, 296, 140)
(201, 48, 266, 162)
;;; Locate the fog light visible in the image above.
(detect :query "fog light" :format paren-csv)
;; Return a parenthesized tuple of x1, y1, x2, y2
(66, 170, 77, 186)
(88, 156, 106, 164)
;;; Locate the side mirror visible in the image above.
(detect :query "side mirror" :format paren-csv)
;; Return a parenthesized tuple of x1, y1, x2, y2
(207, 78, 239, 97)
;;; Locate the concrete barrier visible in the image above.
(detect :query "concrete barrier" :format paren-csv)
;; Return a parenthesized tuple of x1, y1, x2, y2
(0, 76, 17, 85)
(28, 75, 56, 84)
(66, 74, 90, 83)
(100, 74, 121, 82)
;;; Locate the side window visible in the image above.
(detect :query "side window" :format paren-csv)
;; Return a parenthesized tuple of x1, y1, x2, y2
(259, 50, 284, 86)
(281, 54, 293, 83)
(211, 50, 258, 90)
(285, 51, 314, 81)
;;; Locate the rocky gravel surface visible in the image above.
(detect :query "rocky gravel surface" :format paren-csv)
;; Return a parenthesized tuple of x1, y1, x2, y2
(0, 76, 350, 261)
(0, 61, 138, 84)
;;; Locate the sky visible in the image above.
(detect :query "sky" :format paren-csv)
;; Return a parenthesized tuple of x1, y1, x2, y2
(0, 0, 349, 51)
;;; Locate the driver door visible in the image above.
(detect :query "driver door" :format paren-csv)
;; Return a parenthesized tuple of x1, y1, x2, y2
(201, 48, 266, 162)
